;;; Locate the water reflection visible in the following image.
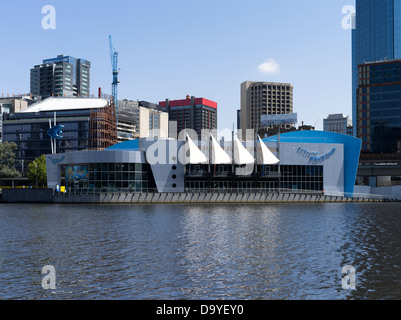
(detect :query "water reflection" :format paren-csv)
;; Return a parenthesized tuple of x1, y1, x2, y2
(0, 203, 400, 299)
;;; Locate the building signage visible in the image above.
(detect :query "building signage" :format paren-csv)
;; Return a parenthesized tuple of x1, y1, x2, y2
(261, 113, 298, 126)
(48, 155, 65, 165)
(297, 146, 336, 163)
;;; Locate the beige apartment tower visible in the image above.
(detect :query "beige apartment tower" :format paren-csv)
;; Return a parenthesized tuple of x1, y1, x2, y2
(138, 107, 169, 139)
(240, 81, 294, 139)
(117, 100, 169, 142)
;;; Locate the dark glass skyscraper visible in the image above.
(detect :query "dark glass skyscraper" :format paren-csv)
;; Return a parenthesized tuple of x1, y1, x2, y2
(357, 59, 401, 154)
(352, 0, 401, 135)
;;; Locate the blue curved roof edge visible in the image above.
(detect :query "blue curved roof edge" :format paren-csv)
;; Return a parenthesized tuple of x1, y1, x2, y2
(106, 139, 139, 151)
(263, 131, 362, 196)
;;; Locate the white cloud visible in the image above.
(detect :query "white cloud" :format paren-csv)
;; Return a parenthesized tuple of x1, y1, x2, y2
(258, 58, 280, 74)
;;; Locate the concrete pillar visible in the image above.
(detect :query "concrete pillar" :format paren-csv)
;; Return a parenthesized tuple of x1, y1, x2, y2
(369, 176, 377, 187)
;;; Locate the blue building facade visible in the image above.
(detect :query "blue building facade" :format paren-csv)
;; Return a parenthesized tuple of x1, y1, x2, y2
(264, 131, 361, 196)
(352, 0, 401, 134)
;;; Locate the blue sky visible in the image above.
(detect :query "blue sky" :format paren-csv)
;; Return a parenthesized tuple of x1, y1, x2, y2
(0, 0, 355, 131)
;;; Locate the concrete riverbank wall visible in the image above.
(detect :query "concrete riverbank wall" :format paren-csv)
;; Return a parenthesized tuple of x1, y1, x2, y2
(1, 189, 387, 204)
(1, 189, 55, 203)
(354, 185, 401, 201)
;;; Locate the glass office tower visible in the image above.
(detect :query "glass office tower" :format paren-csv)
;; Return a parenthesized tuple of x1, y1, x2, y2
(357, 59, 401, 154)
(352, 0, 401, 136)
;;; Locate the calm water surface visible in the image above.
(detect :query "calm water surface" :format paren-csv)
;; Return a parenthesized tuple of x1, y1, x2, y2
(0, 202, 400, 300)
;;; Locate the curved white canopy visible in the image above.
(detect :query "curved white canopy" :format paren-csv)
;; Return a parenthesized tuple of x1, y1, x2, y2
(210, 134, 232, 165)
(258, 136, 280, 165)
(185, 134, 208, 164)
(234, 136, 255, 165)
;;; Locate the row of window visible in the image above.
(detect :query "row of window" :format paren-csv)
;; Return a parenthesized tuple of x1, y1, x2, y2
(3, 122, 89, 133)
(186, 165, 323, 178)
(87, 163, 148, 172)
(185, 180, 323, 192)
(250, 86, 292, 92)
(66, 181, 155, 193)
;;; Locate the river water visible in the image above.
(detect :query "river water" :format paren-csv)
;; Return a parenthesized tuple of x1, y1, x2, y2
(0, 202, 400, 300)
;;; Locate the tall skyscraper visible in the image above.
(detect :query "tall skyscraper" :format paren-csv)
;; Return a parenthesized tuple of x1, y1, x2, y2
(352, 0, 401, 135)
(30, 55, 91, 99)
(240, 81, 293, 139)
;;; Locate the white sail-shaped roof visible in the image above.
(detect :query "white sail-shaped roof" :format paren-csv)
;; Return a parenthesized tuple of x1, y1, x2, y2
(210, 134, 232, 165)
(258, 136, 280, 165)
(234, 136, 255, 165)
(186, 134, 208, 164)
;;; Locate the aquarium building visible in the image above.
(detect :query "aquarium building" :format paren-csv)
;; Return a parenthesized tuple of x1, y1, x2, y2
(46, 130, 362, 197)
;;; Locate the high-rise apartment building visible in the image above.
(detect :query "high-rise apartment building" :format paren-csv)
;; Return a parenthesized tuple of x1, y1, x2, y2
(323, 114, 353, 136)
(159, 96, 217, 138)
(30, 55, 91, 99)
(352, 0, 401, 135)
(139, 107, 169, 139)
(357, 59, 401, 154)
(240, 81, 293, 139)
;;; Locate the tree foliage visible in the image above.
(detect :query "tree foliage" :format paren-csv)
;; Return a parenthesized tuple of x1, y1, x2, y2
(27, 154, 47, 187)
(0, 141, 21, 178)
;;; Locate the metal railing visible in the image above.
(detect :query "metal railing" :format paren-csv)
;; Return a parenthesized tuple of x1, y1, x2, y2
(183, 187, 324, 195)
(59, 188, 158, 196)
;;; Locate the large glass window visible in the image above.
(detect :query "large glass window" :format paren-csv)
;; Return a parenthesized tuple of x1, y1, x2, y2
(63, 162, 156, 193)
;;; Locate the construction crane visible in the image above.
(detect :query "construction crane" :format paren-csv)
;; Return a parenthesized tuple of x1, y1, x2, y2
(109, 35, 119, 121)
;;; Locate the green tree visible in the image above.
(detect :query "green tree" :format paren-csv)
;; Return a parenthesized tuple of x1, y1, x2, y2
(27, 154, 47, 187)
(0, 141, 21, 178)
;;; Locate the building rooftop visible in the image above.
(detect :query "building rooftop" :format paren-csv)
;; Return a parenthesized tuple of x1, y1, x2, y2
(159, 97, 217, 109)
(21, 97, 109, 113)
(325, 114, 349, 120)
(359, 58, 401, 66)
